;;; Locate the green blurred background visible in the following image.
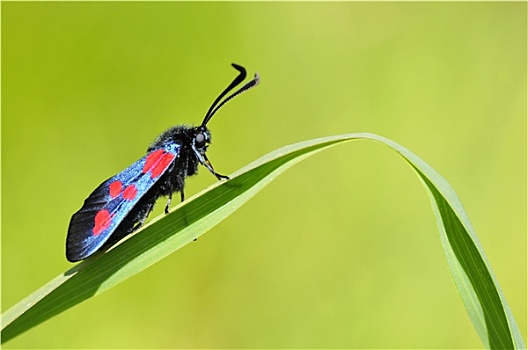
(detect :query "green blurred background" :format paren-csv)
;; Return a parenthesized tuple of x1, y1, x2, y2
(2, 2, 525, 348)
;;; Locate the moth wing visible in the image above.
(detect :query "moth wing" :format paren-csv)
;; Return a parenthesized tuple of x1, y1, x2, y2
(66, 144, 179, 262)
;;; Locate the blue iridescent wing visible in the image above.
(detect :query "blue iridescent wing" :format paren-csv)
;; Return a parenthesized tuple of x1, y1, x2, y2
(66, 143, 180, 262)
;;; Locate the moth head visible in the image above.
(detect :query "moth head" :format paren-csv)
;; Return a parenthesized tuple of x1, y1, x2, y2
(193, 126, 211, 152)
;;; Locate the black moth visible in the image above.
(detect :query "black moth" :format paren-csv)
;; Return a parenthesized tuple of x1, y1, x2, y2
(66, 64, 259, 262)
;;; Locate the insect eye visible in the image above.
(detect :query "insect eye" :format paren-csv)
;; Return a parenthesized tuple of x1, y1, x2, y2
(195, 132, 207, 147)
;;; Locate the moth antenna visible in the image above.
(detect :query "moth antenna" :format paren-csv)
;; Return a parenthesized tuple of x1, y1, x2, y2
(202, 64, 246, 126)
(202, 64, 260, 126)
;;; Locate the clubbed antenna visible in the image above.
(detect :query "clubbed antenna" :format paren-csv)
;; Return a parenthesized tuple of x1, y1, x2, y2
(201, 63, 260, 126)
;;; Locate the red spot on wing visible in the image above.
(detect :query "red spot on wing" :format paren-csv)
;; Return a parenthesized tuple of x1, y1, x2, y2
(109, 181, 123, 198)
(93, 209, 112, 236)
(152, 153, 175, 178)
(143, 149, 164, 174)
(143, 150, 175, 179)
(123, 184, 138, 200)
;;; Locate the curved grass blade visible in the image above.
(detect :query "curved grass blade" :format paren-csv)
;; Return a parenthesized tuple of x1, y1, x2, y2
(1, 133, 524, 348)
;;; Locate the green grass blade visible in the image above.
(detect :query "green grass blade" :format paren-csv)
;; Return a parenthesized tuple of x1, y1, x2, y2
(1, 133, 524, 348)
(369, 135, 525, 349)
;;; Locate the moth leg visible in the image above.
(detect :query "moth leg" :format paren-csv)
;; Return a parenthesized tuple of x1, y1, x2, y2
(202, 153, 229, 180)
(177, 175, 185, 203)
(165, 193, 172, 214)
(165, 174, 186, 213)
(165, 187, 185, 213)
(132, 202, 154, 232)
